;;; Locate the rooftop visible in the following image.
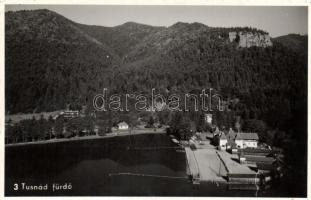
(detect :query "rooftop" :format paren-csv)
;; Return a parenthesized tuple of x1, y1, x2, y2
(220, 133, 227, 139)
(118, 121, 128, 126)
(235, 132, 259, 140)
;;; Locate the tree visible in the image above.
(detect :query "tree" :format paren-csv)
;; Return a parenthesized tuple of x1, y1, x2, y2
(46, 115, 55, 139)
(169, 112, 192, 140)
(180, 116, 192, 140)
(195, 113, 211, 132)
(6, 124, 22, 143)
(234, 116, 241, 132)
(128, 112, 139, 128)
(67, 117, 84, 136)
(158, 110, 171, 125)
(81, 116, 95, 135)
(169, 112, 183, 131)
(54, 116, 65, 138)
(147, 116, 154, 127)
(264, 129, 277, 146)
(30, 116, 41, 141)
(19, 119, 34, 142)
(242, 119, 267, 141)
(38, 114, 48, 140)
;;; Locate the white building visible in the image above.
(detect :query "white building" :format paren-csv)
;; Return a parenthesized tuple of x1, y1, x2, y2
(117, 121, 129, 130)
(204, 113, 212, 124)
(62, 110, 79, 119)
(93, 124, 99, 135)
(235, 133, 259, 149)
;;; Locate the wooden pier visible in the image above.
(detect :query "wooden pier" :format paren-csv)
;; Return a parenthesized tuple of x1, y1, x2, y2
(184, 139, 262, 190)
(217, 151, 261, 190)
(185, 147, 227, 184)
(217, 151, 256, 174)
(185, 147, 200, 184)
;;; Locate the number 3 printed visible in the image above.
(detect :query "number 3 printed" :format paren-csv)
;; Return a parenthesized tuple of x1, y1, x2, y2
(13, 183, 18, 191)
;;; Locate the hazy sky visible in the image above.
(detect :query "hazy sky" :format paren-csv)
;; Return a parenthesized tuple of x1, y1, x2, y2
(5, 5, 308, 37)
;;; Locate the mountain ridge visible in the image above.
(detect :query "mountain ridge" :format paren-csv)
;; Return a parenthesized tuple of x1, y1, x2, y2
(5, 9, 307, 123)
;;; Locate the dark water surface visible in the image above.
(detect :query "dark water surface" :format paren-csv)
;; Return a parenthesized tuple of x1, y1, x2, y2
(5, 134, 282, 196)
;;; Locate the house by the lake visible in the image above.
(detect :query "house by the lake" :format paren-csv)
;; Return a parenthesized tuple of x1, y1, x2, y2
(214, 127, 259, 150)
(204, 113, 213, 124)
(60, 110, 80, 119)
(118, 121, 129, 130)
(93, 124, 99, 135)
(235, 132, 259, 149)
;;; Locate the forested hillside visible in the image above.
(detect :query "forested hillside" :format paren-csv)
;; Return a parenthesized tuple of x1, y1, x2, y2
(5, 8, 307, 134)
(5, 9, 306, 126)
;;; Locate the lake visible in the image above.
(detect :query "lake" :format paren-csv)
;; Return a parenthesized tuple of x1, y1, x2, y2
(5, 134, 282, 196)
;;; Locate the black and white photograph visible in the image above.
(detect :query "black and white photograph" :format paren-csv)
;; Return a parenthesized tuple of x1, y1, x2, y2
(2, 2, 309, 198)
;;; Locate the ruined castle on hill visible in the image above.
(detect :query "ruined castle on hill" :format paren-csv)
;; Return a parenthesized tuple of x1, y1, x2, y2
(229, 31, 273, 48)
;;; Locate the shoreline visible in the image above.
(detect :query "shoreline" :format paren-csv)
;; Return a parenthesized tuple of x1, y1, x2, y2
(5, 129, 166, 147)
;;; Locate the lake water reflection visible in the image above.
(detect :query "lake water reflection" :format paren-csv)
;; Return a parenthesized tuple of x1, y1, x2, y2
(6, 134, 259, 196)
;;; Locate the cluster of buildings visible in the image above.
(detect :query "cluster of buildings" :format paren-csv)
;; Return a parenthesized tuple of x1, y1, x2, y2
(212, 127, 282, 182)
(54, 105, 92, 120)
(214, 127, 259, 151)
(5, 102, 132, 144)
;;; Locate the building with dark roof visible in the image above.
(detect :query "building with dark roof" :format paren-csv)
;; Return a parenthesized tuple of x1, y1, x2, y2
(235, 132, 259, 149)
